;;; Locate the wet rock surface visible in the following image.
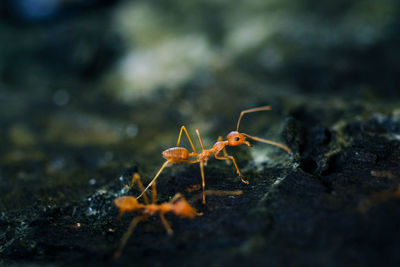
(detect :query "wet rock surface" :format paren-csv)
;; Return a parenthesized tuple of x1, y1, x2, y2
(2, 101, 400, 267)
(1, 1, 400, 266)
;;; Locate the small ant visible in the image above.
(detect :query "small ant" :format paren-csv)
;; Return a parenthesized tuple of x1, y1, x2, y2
(113, 173, 199, 258)
(136, 106, 292, 204)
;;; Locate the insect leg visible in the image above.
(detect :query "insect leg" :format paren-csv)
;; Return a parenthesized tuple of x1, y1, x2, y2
(214, 154, 249, 184)
(199, 160, 206, 204)
(116, 210, 124, 222)
(152, 181, 157, 204)
(177, 126, 198, 154)
(114, 215, 149, 259)
(159, 213, 173, 235)
(137, 161, 170, 200)
(217, 136, 231, 165)
(195, 129, 205, 151)
(127, 173, 149, 204)
(170, 193, 184, 202)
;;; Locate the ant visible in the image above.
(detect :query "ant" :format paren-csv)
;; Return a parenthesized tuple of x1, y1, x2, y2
(136, 106, 292, 204)
(113, 173, 199, 258)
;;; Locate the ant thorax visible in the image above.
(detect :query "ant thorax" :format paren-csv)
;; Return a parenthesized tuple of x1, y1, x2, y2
(212, 141, 228, 154)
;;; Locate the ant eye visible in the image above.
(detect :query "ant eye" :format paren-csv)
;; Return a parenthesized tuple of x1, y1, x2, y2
(235, 137, 240, 141)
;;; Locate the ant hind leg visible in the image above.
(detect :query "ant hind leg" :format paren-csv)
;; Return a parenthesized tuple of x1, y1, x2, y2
(137, 161, 170, 200)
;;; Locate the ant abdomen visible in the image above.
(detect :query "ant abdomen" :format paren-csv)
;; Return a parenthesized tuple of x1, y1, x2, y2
(162, 147, 190, 162)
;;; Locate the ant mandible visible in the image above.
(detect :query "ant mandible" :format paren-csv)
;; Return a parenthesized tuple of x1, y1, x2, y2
(136, 106, 292, 204)
(113, 173, 199, 258)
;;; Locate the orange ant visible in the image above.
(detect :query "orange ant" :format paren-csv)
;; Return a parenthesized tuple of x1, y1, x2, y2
(136, 106, 292, 204)
(113, 173, 199, 258)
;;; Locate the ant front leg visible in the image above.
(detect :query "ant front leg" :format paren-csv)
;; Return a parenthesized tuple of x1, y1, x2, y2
(214, 153, 249, 184)
(217, 136, 231, 165)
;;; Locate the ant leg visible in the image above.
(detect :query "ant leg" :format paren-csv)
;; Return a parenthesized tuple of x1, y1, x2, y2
(214, 154, 249, 184)
(116, 210, 124, 222)
(127, 173, 149, 204)
(217, 136, 230, 165)
(110, 210, 124, 234)
(170, 193, 184, 202)
(195, 128, 209, 203)
(127, 172, 140, 189)
(159, 213, 173, 235)
(178, 159, 205, 202)
(152, 182, 157, 204)
(236, 106, 271, 132)
(181, 159, 205, 201)
(137, 161, 170, 200)
(177, 126, 198, 154)
(182, 160, 200, 163)
(200, 160, 206, 204)
(195, 129, 205, 151)
(114, 215, 149, 259)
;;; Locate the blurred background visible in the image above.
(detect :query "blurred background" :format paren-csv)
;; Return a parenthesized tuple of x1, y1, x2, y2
(1, 0, 400, 265)
(1, 0, 400, 233)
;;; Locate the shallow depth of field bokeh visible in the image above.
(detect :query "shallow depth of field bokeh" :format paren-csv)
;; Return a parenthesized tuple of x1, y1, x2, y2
(1, 1, 400, 266)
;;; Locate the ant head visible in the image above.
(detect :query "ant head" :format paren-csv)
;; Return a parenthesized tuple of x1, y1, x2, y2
(226, 131, 251, 147)
(114, 196, 142, 212)
(173, 199, 197, 218)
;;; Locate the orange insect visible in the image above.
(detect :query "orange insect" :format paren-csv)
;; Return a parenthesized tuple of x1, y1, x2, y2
(137, 106, 292, 204)
(113, 173, 198, 258)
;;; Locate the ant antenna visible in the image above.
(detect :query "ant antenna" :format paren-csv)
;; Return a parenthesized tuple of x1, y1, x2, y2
(242, 133, 292, 154)
(236, 106, 271, 132)
(236, 106, 292, 154)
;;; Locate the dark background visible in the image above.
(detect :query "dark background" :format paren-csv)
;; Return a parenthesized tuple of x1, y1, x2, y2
(1, 0, 400, 266)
